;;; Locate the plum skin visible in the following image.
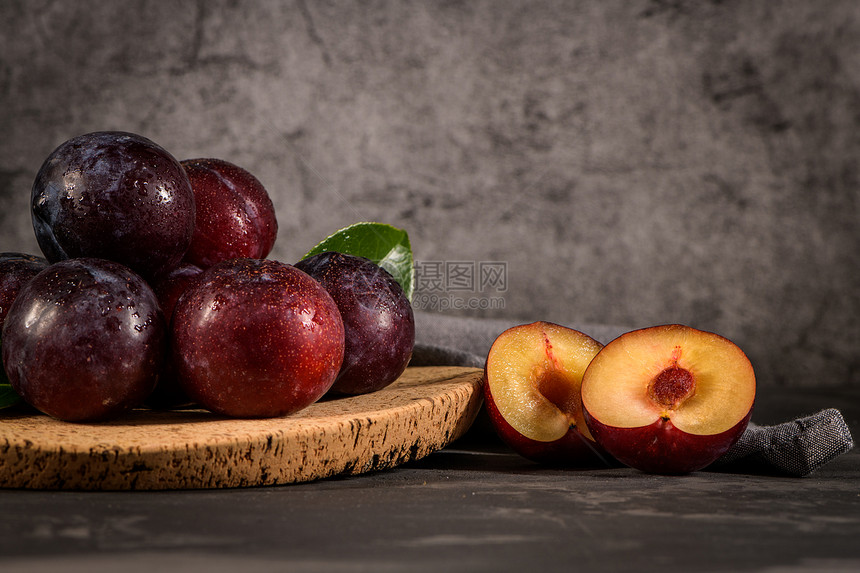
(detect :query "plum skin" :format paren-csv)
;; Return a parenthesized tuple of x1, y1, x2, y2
(0, 253, 50, 387)
(1, 258, 166, 422)
(150, 261, 204, 323)
(583, 408, 752, 474)
(295, 252, 415, 395)
(31, 131, 196, 280)
(171, 258, 345, 418)
(180, 158, 278, 269)
(0, 252, 49, 328)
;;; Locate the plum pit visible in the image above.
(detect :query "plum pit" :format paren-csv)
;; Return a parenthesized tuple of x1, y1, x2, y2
(648, 366, 695, 410)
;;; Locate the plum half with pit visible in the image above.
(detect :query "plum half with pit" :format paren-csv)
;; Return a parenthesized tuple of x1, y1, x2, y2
(31, 131, 196, 279)
(295, 252, 414, 395)
(171, 258, 344, 418)
(581, 324, 756, 474)
(1, 258, 166, 422)
(180, 158, 278, 269)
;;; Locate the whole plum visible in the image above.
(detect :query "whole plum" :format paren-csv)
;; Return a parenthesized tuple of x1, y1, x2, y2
(295, 252, 414, 395)
(171, 258, 344, 418)
(145, 262, 204, 409)
(2, 258, 166, 422)
(180, 158, 278, 268)
(31, 131, 195, 279)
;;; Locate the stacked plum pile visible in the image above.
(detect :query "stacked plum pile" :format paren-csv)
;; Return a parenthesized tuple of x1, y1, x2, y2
(0, 132, 414, 422)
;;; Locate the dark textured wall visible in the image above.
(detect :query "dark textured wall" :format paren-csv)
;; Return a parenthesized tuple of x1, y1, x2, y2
(1, 1, 858, 387)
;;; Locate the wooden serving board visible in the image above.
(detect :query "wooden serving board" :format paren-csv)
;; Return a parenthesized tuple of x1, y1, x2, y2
(0, 366, 483, 491)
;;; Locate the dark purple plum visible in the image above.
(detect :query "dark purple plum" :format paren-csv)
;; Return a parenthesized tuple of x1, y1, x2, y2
(295, 252, 414, 395)
(171, 258, 344, 418)
(2, 258, 166, 422)
(31, 131, 196, 279)
(180, 158, 278, 268)
(0, 252, 49, 329)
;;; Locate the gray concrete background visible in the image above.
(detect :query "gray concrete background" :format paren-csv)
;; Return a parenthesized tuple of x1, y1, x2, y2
(1, 1, 858, 388)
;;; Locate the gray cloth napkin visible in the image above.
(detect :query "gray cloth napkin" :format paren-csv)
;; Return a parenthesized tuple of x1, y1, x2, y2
(410, 312, 855, 476)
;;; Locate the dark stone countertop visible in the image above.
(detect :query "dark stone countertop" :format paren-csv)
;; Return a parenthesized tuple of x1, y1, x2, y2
(0, 386, 857, 573)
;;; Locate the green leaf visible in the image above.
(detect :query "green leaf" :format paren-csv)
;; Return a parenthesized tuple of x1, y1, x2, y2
(0, 383, 21, 410)
(0, 343, 20, 409)
(0, 336, 21, 409)
(303, 222, 414, 301)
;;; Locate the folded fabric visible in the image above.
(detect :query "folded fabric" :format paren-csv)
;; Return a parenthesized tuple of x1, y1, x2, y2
(410, 312, 855, 477)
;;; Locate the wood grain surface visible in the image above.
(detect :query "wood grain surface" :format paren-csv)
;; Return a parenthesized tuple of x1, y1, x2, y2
(0, 366, 483, 491)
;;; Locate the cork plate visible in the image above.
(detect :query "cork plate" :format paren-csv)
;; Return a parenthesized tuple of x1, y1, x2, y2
(0, 366, 483, 491)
